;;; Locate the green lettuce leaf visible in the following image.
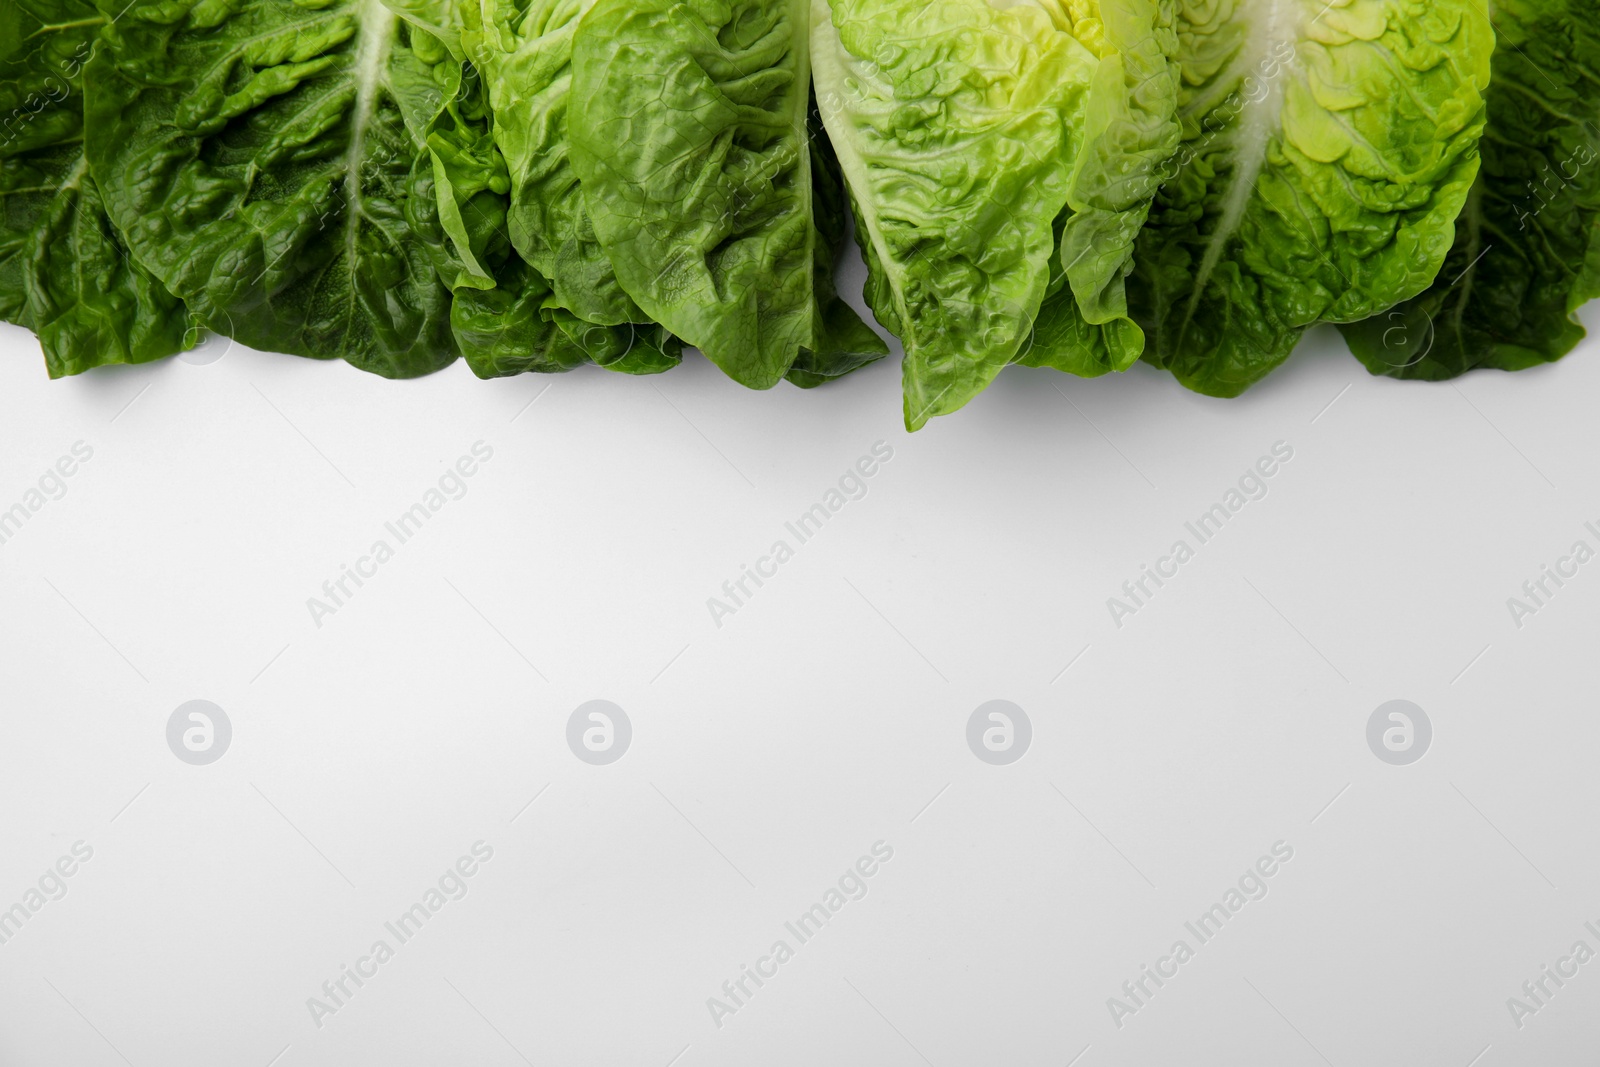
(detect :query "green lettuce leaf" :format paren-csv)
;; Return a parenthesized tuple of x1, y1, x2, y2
(499, 0, 876, 386)
(570, 0, 833, 389)
(392, 22, 505, 295)
(83, 0, 459, 378)
(414, 31, 684, 377)
(1022, 0, 1182, 377)
(459, 0, 647, 327)
(1340, 0, 1600, 379)
(812, 0, 1100, 428)
(1131, 0, 1492, 396)
(382, 0, 689, 377)
(382, 0, 469, 54)
(389, 26, 585, 375)
(0, 0, 190, 377)
(784, 91, 890, 388)
(449, 256, 588, 375)
(1062, 0, 1181, 332)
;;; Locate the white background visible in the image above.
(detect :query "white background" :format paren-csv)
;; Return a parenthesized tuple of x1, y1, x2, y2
(2, 284, 1598, 1066)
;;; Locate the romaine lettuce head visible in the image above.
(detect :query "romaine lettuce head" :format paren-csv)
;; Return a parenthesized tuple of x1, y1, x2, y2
(0, 0, 191, 377)
(1132, 0, 1492, 396)
(1020, 0, 1184, 379)
(570, 0, 884, 390)
(1059, 0, 1181, 344)
(1340, 0, 1600, 380)
(813, 0, 1101, 428)
(405, 39, 594, 376)
(392, 26, 683, 377)
(383, 0, 471, 54)
(783, 91, 892, 388)
(394, 26, 504, 295)
(477, 0, 660, 329)
(83, 0, 460, 378)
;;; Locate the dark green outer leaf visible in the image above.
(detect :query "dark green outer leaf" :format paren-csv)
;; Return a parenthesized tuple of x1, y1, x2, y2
(1340, 0, 1600, 379)
(84, 0, 457, 378)
(394, 26, 501, 293)
(1, 0, 189, 376)
(397, 36, 589, 376)
(390, 20, 683, 379)
(450, 255, 589, 375)
(468, 0, 648, 327)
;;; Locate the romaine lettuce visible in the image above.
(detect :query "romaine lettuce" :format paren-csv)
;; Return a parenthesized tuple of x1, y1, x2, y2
(1063, 0, 1181, 349)
(812, 0, 1101, 428)
(391, 0, 689, 377)
(387, 0, 874, 385)
(0, 0, 191, 377)
(783, 92, 894, 387)
(1131, 0, 1493, 396)
(402, 39, 593, 375)
(570, 0, 885, 390)
(83, 0, 460, 378)
(394, 28, 682, 376)
(1019, 0, 1183, 378)
(458, 0, 649, 328)
(1340, 0, 1600, 380)
(6, 0, 1594, 425)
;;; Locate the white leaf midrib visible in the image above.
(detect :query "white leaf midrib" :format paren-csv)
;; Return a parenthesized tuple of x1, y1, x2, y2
(344, 0, 396, 271)
(1185, 0, 1303, 319)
